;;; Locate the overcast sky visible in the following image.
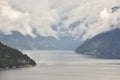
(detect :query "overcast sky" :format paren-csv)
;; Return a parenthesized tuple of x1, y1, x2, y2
(0, 0, 120, 40)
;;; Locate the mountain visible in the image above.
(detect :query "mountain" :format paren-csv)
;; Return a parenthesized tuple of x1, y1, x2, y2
(0, 42, 36, 69)
(0, 31, 81, 50)
(75, 29, 120, 59)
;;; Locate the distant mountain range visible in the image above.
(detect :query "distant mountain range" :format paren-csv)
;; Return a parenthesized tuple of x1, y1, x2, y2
(0, 31, 81, 50)
(75, 29, 120, 59)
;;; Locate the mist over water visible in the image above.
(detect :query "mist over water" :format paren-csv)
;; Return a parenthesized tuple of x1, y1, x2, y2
(1, 50, 120, 80)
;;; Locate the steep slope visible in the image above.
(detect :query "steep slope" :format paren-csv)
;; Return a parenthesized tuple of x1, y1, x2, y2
(75, 29, 120, 59)
(0, 42, 36, 69)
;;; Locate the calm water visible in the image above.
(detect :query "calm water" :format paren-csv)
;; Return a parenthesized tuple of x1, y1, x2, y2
(1, 50, 120, 80)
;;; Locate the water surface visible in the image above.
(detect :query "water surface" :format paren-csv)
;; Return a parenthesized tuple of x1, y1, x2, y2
(1, 50, 120, 80)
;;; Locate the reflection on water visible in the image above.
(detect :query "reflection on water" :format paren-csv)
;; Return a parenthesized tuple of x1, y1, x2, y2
(1, 50, 120, 80)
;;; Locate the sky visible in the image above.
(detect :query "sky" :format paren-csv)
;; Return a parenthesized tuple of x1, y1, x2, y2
(0, 0, 120, 40)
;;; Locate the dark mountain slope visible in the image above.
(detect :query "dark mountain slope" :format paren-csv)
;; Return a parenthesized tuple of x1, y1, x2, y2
(75, 29, 120, 59)
(0, 42, 36, 69)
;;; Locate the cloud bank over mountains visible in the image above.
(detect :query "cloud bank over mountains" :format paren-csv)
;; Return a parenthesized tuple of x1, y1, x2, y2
(0, 0, 120, 40)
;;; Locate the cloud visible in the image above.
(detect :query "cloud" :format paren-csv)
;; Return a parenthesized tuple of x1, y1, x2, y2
(0, 0, 59, 38)
(7, 0, 60, 38)
(0, 0, 36, 37)
(0, 0, 120, 40)
(82, 7, 120, 40)
(58, 0, 120, 40)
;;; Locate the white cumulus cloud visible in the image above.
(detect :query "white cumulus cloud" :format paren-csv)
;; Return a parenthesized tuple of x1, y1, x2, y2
(0, 0, 36, 37)
(0, 0, 120, 40)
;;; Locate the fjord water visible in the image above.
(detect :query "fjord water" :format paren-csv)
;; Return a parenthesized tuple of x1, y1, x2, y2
(1, 51, 120, 80)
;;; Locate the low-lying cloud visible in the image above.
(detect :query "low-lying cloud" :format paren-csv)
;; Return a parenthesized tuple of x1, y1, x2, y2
(82, 7, 120, 40)
(0, 0, 120, 40)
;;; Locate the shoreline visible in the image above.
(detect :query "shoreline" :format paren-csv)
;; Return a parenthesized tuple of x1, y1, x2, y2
(0, 64, 36, 70)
